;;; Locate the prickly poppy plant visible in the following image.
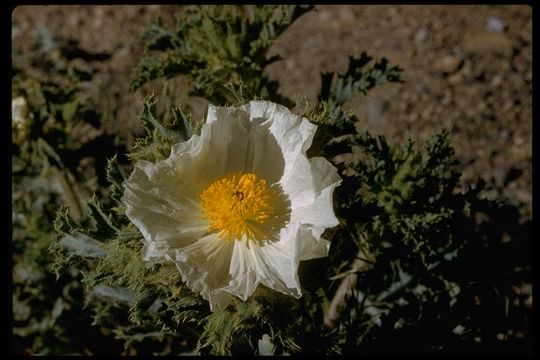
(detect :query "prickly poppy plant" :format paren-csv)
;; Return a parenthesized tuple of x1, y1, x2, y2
(11, 5, 530, 356)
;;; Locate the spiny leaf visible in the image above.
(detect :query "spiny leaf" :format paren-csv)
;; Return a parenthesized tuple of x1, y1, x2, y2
(53, 205, 79, 234)
(171, 105, 194, 141)
(198, 300, 262, 355)
(129, 286, 160, 325)
(139, 94, 181, 141)
(87, 195, 120, 240)
(58, 233, 107, 258)
(92, 284, 137, 304)
(91, 238, 147, 291)
(131, 5, 313, 105)
(106, 154, 125, 205)
(319, 52, 403, 105)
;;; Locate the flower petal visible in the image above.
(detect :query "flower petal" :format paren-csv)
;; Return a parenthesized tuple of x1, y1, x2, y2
(218, 223, 303, 303)
(246, 101, 319, 209)
(168, 106, 250, 189)
(290, 157, 342, 239)
(123, 161, 208, 258)
(243, 118, 286, 184)
(207, 103, 287, 183)
(297, 226, 331, 261)
(171, 234, 235, 311)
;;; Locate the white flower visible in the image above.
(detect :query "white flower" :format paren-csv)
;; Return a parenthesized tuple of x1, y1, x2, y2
(12, 96, 29, 125)
(12, 96, 30, 144)
(122, 100, 341, 311)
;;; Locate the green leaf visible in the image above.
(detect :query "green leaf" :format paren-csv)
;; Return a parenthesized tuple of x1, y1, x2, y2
(62, 100, 78, 122)
(139, 94, 180, 141)
(106, 154, 125, 205)
(319, 52, 403, 106)
(53, 205, 79, 234)
(171, 105, 194, 141)
(92, 284, 136, 304)
(87, 195, 120, 240)
(129, 286, 159, 324)
(131, 5, 313, 105)
(58, 233, 107, 258)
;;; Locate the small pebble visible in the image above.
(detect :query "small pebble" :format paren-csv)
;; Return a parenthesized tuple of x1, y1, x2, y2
(486, 17, 505, 32)
(415, 27, 427, 43)
(432, 55, 463, 74)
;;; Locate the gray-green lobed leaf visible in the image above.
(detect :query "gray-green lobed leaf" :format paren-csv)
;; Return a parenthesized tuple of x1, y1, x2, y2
(58, 233, 107, 258)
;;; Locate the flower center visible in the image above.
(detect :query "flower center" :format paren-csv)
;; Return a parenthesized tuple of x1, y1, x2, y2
(200, 173, 279, 241)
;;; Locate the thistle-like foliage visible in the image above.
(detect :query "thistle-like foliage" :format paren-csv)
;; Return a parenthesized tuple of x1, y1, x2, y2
(12, 31, 122, 355)
(307, 108, 531, 354)
(50, 97, 211, 354)
(319, 52, 403, 105)
(131, 5, 313, 105)
(39, 5, 531, 356)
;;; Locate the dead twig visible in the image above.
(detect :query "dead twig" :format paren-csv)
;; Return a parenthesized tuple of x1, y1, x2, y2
(324, 250, 374, 329)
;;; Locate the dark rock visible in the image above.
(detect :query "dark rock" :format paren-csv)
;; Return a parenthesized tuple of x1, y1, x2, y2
(493, 165, 523, 187)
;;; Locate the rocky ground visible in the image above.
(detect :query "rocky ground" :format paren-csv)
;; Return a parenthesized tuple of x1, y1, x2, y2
(12, 5, 532, 219)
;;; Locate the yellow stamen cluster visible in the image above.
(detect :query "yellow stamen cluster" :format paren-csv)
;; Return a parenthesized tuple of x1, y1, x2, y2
(200, 173, 277, 241)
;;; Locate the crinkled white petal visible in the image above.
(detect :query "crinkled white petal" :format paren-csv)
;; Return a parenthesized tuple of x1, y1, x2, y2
(123, 161, 208, 263)
(206, 104, 286, 183)
(244, 101, 319, 210)
(170, 234, 235, 311)
(217, 222, 302, 304)
(297, 226, 331, 261)
(290, 156, 342, 239)
(168, 107, 249, 189)
(211, 222, 331, 310)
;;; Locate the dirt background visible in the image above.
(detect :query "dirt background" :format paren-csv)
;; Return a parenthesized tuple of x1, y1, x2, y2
(12, 5, 532, 219)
